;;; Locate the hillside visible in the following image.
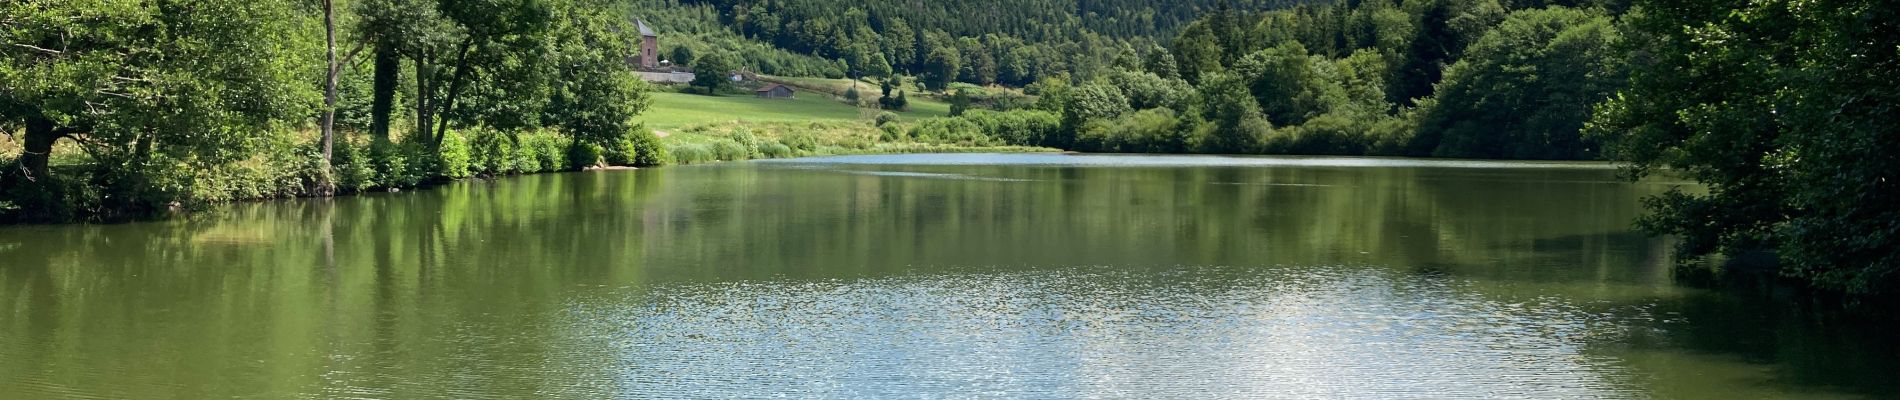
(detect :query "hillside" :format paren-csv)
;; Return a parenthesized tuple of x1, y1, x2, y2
(626, 0, 1312, 87)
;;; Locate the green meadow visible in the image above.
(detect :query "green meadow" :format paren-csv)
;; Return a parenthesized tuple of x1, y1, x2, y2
(639, 88, 950, 132)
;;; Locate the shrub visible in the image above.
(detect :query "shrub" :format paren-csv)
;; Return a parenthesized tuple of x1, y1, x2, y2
(1076, 108, 1188, 153)
(369, 139, 420, 187)
(666, 143, 715, 165)
(710, 140, 751, 161)
(907, 117, 997, 146)
(959, 109, 1061, 147)
(758, 141, 794, 158)
(1258, 113, 1381, 155)
(568, 142, 604, 168)
(436, 130, 473, 179)
(522, 132, 570, 172)
(875, 112, 900, 126)
(781, 132, 819, 152)
(331, 138, 380, 191)
(468, 129, 517, 175)
(602, 127, 667, 167)
(728, 127, 762, 158)
(627, 128, 668, 166)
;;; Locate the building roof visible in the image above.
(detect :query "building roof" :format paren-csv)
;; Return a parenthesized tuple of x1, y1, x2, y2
(755, 83, 791, 93)
(635, 19, 656, 37)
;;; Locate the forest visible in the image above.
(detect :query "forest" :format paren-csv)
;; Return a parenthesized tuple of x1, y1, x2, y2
(3, 0, 666, 223)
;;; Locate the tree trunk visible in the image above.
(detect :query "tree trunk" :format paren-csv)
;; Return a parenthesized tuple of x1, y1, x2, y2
(18, 117, 57, 181)
(321, 0, 338, 162)
(415, 55, 434, 145)
(369, 44, 398, 143)
(432, 40, 476, 148)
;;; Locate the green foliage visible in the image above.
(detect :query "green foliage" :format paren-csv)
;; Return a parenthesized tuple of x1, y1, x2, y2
(568, 142, 605, 169)
(437, 131, 475, 179)
(934, 109, 1063, 147)
(875, 112, 901, 126)
(1173, 23, 1226, 84)
(907, 117, 999, 146)
(1076, 108, 1192, 153)
(692, 52, 739, 94)
(0, 0, 660, 222)
(710, 141, 750, 161)
(670, 45, 696, 66)
(923, 47, 962, 91)
(1106, 71, 1195, 111)
(758, 141, 794, 158)
(1235, 42, 1341, 127)
(605, 128, 668, 167)
(1413, 7, 1623, 159)
(679, 0, 1294, 86)
(948, 88, 976, 116)
(1058, 84, 1134, 143)
(975, 0, 1638, 163)
(1193, 72, 1268, 153)
(1588, 0, 1900, 297)
(1, 0, 319, 219)
(665, 143, 716, 164)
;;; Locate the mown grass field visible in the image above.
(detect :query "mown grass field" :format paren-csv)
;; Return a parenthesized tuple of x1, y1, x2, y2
(639, 89, 950, 131)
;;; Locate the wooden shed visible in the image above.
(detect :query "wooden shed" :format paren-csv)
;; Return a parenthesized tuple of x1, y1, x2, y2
(754, 83, 794, 99)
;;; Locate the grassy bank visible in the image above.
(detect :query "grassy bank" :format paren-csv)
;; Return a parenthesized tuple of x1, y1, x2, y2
(639, 88, 950, 131)
(657, 120, 1054, 165)
(3, 118, 1051, 224)
(3, 84, 1058, 223)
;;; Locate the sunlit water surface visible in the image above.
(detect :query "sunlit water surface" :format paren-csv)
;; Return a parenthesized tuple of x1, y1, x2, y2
(3, 153, 1895, 399)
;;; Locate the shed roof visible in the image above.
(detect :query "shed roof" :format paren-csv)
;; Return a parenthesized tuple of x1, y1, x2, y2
(635, 19, 656, 37)
(755, 83, 791, 93)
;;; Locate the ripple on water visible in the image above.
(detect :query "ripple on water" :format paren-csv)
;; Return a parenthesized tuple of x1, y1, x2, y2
(559, 265, 1646, 399)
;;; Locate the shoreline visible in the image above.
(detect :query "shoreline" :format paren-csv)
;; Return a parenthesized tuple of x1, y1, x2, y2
(0, 144, 1059, 226)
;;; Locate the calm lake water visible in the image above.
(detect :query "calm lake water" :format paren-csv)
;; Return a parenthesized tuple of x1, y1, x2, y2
(3, 153, 1896, 399)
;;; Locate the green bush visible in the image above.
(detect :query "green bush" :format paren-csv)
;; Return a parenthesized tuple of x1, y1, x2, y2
(908, 117, 997, 146)
(369, 139, 422, 187)
(710, 140, 751, 161)
(509, 138, 541, 173)
(331, 138, 380, 191)
(606, 127, 668, 167)
(727, 127, 762, 158)
(880, 124, 906, 141)
(520, 132, 570, 172)
(958, 109, 1062, 147)
(436, 130, 473, 179)
(1260, 113, 1372, 155)
(666, 143, 715, 165)
(781, 132, 820, 152)
(568, 142, 604, 168)
(1076, 108, 1189, 153)
(875, 112, 901, 126)
(758, 141, 794, 158)
(469, 129, 517, 175)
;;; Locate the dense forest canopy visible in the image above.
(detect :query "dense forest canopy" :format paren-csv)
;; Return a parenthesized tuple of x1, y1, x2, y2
(3, 0, 665, 222)
(636, 0, 1312, 86)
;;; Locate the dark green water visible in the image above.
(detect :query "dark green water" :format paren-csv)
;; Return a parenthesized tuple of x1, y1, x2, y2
(2, 153, 1895, 398)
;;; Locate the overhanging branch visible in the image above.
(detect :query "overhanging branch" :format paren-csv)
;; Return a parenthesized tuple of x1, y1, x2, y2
(9, 43, 63, 55)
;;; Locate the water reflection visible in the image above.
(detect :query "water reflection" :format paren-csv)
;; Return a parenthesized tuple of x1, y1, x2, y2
(0, 153, 1892, 398)
(577, 266, 1641, 398)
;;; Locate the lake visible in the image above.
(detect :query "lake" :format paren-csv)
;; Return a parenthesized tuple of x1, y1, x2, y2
(2, 153, 1895, 398)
